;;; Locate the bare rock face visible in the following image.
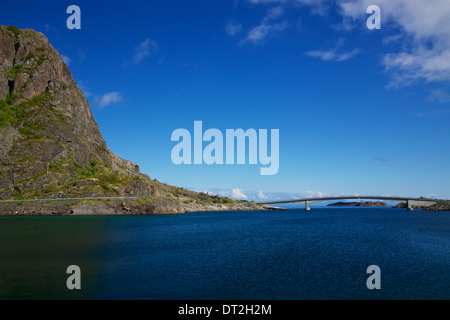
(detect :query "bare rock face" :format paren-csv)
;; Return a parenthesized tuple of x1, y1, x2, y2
(121, 181, 156, 197)
(0, 26, 144, 199)
(422, 201, 450, 211)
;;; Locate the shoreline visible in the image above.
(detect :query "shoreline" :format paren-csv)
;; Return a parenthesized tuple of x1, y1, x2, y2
(0, 198, 286, 216)
(1, 199, 449, 216)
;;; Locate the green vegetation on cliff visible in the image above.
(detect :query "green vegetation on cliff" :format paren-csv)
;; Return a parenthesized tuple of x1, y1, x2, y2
(0, 92, 52, 128)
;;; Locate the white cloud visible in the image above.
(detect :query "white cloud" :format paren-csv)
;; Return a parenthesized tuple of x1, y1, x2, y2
(97, 92, 123, 109)
(331, 17, 356, 32)
(383, 47, 450, 87)
(226, 21, 243, 36)
(257, 190, 268, 200)
(248, 0, 329, 15)
(242, 21, 288, 44)
(132, 38, 158, 65)
(248, 0, 287, 4)
(200, 189, 231, 198)
(231, 188, 248, 200)
(306, 38, 360, 61)
(339, 0, 450, 86)
(382, 34, 403, 45)
(425, 194, 450, 200)
(241, 4, 288, 44)
(78, 81, 93, 98)
(240, 0, 331, 45)
(295, 0, 331, 16)
(241, 0, 450, 86)
(415, 108, 450, 117)
(61, 54, 72, 65)
(429, 89, 450, 103)
(264, 5, 285, 21)
(43, 24, 51, 33)
(292, 190, 326, 199)
(199, 188, 262, 201)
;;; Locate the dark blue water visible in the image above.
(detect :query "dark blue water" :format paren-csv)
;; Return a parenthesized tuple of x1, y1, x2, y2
(0, 208, 449, 300)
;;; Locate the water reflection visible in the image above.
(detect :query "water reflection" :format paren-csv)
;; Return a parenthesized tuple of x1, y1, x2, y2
(0, 216, 111, 300)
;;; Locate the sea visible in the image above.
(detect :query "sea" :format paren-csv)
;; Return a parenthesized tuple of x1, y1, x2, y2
(0, 207, 448, 300)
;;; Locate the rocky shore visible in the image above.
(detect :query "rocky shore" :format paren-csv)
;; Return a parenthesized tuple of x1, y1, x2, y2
(393, 200, 450, 211)
(0, 198, 282, 216)
(422, 201, 450, 211)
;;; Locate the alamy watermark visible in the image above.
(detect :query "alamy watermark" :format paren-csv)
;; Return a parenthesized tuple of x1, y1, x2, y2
(171, 121, 279, 175)
(65, 4, 379, 31)
(366, 5, 381, 30)
(66, 265, 81, 290)
(366, 265, 381, 290)
(66, 5, 81, 30)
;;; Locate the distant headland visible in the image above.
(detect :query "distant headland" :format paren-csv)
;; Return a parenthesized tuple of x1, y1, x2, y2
(327, 201, 389, 207)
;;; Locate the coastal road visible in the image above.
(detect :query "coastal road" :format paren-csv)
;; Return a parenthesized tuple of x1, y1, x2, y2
(0, 197, 138, 203)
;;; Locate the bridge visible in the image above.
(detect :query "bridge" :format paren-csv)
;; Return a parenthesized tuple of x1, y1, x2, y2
(259, 196, 438, 211)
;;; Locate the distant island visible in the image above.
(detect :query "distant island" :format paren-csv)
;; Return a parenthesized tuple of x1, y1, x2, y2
(328, 201, 389, 207)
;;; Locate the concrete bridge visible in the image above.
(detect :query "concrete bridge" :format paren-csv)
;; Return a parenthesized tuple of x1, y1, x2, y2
(259, 196, 438, 211)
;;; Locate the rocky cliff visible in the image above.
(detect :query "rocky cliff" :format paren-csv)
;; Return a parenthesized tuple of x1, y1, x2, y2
(0, 26, 268, 214)
(0, 26, 147, 199)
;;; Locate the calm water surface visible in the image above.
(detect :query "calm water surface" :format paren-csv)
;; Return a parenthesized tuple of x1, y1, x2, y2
(0, 208, 449, 300)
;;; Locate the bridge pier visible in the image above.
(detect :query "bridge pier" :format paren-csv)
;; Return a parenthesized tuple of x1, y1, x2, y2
(305, 201, 311, 211)
(407, 200, 414, 211)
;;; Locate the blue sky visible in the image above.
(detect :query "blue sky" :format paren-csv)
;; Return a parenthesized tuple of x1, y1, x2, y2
(2, 0, 449, 201)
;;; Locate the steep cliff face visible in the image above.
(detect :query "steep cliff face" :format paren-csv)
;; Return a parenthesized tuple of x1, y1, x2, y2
(0, 26, 144, 199)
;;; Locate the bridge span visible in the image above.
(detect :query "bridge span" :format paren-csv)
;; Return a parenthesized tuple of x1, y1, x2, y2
(259, 196, 438, 211)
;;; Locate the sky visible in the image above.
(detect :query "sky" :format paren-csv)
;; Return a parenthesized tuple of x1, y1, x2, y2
(1, 0, 450, 201)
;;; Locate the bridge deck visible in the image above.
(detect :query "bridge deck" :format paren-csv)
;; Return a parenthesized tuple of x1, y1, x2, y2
(259, 196, 437, 205)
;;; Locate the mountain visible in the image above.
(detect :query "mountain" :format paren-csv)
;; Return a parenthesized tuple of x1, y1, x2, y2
(0, 26, 266, 214)
(0, 25, 145, 199)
